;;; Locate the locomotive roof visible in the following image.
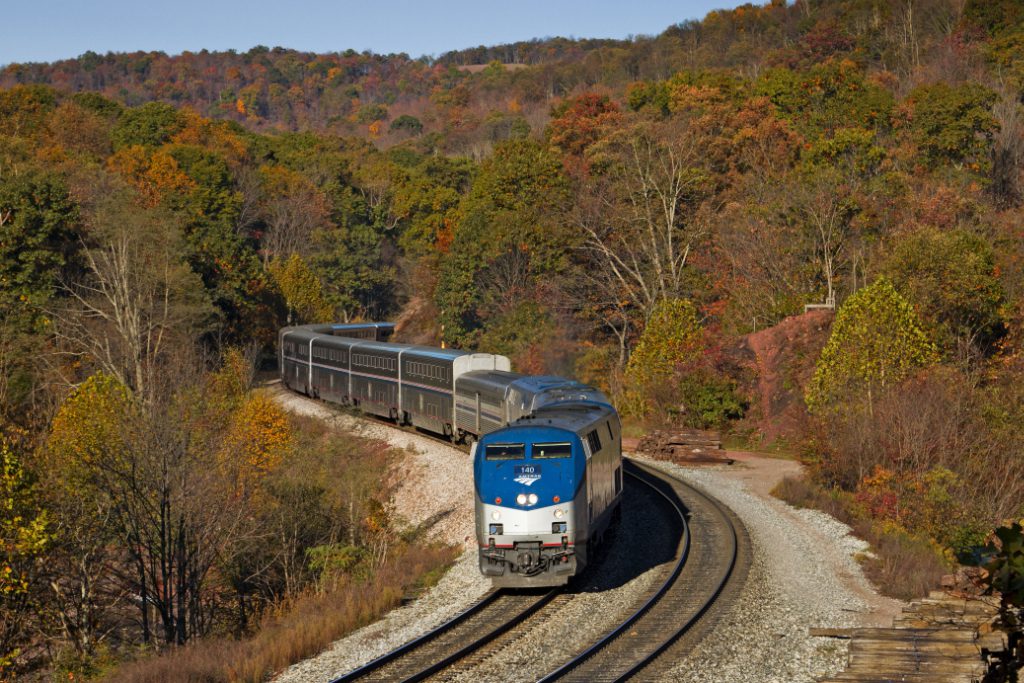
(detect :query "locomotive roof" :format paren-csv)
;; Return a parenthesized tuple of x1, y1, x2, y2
(508, 401, 615, 434)
(457, 370, 525, 389)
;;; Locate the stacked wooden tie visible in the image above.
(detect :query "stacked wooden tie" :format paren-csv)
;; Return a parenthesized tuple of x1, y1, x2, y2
(635, 429, 734, 465)
(815, 591, 1005, 683)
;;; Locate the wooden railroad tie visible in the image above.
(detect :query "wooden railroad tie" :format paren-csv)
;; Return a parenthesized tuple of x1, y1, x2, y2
(636, 429, 734, 465)
(815, 591, 1003, 683)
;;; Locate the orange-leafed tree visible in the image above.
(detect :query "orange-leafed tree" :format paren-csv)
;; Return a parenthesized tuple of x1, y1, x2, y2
(220, 392, 293, 493)
(106, 145, 197, 207)
(547, 93, 623, 160)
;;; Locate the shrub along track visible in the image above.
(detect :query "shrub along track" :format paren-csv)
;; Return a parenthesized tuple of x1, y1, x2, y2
(320, 419, 750, 683)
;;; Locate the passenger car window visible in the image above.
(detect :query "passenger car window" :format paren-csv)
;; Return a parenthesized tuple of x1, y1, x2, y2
(485, 443, 525, 460)
(532, 442, 572, 459)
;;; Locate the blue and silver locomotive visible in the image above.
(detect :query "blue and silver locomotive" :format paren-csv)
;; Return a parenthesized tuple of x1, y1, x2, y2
(278, 323, 625, 587)
(474, 397, 623, 587)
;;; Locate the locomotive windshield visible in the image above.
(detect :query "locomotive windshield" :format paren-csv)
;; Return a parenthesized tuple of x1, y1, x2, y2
(485, 443, 525, 460)
(532, 442, 572, 459)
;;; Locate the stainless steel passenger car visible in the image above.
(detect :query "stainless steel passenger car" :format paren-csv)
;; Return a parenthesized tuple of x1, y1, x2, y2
(279, 323, 511, 440)
(453, 372, 609, 442)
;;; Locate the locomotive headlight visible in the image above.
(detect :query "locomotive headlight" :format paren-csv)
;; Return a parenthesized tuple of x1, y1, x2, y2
(527, 493, 538, 505)
(490, 511, 501, 521)
(516, 493, 528, 505)
(553, 508, 565, 519)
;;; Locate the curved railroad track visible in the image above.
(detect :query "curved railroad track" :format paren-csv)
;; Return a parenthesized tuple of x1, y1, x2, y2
(538, 458, 750, 682)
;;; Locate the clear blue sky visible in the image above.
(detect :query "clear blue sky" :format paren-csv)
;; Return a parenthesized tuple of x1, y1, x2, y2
(4, 1, 743, 66)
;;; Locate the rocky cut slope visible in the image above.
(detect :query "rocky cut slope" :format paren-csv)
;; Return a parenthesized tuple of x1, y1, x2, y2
(739, 309, 834, 447)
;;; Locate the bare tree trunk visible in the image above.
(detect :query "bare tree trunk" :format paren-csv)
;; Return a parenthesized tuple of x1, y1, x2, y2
(575, 121, 709, 328)
(137, 536, 150, 644)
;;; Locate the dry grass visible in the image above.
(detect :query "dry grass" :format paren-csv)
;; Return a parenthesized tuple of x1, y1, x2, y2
(105, 544, 457, 683)
(772, 474, 852, 524)
(857, 529, 951, 601)
(772, 475, 950, 601)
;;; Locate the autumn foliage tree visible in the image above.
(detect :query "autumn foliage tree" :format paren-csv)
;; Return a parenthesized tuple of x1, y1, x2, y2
(883, 228, 1005, 360)
(268, 253, 334, 325)
(623, 297, 743, 426)
(220, 392, 293, 493)
(626, 298, 703, 395)
(51, 175, 211, 403)
(436, 138, 571, 348)
(43, 366, 289, 649)
(899, 82, 999, 171)
(547, 93, 623, 162)
(0, 439, 50, 675)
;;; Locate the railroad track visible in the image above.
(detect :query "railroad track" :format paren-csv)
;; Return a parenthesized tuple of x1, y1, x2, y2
(332, 588, 557, 682)
(325, 465, 745, 682)
(539, 458, 749, 682)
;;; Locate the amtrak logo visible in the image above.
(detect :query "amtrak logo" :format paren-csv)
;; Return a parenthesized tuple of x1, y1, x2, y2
(513, 464, 541, 486)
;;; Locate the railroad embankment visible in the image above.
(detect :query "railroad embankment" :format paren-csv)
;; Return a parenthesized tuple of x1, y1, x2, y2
(637, 451, 904, 682)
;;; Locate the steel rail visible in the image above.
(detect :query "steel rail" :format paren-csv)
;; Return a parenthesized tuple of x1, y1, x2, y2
(537, 459, 739, 682)
(394, 588, 558, 682)
(329, 589, 503, 683)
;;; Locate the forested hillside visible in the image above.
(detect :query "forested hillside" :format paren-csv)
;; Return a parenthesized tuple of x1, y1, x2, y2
(4, 0, 1024, 678)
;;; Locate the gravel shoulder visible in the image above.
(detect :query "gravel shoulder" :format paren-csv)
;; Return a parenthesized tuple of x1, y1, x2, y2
(270, 384, 477, 548)
(635, 450, 905, 683)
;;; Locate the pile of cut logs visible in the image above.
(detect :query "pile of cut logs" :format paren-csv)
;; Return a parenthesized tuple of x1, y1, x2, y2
(636, 429, 733, 465)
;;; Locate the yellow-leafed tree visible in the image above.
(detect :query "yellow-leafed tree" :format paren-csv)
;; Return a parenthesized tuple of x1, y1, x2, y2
(624, 298, 703, 417)
(0, 439, 51, 675)
(269, 253, 334, 325)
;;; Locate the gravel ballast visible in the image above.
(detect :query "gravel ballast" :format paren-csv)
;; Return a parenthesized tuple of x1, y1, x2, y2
(270, 386, 902, 682)
(639, 455, 904, 683)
